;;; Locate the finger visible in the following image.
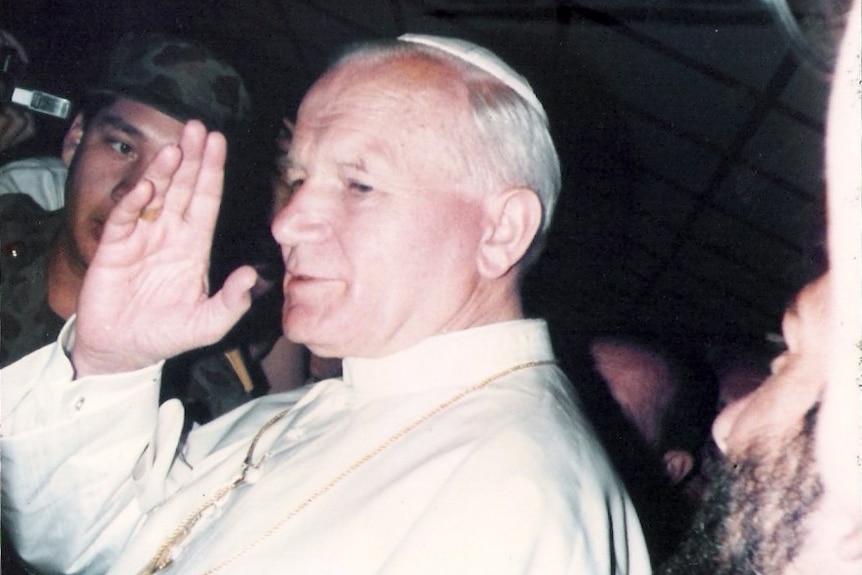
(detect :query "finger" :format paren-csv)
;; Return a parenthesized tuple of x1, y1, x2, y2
(99, 178, 156, 244)
(163, 120, 208, 218)
(1, 30, 29, 64)
(196, 265, 258, 344)
(0, 108, 32, 152)
(12, 111, 36, 146)
(136, 141, 185, 219)
(185, 130, 227, 237)
(100, 144, 182, 242)
(220, 265, 258, 314)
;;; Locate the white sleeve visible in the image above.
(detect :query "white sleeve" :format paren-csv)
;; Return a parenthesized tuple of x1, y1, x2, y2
(0, 319, 184, 574)
(0, 156, 67, 211)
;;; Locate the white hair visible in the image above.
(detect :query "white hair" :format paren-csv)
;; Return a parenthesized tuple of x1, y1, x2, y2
(330, 37, 562, 267)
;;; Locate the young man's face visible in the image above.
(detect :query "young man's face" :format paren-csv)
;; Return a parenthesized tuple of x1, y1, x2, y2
(63, 98, 186, 269)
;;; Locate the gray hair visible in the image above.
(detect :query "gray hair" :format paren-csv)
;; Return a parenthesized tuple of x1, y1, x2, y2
(330, 36, 562, 267)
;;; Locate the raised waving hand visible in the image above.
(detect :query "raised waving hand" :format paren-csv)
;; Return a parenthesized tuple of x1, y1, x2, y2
(71, 121, 258, 377)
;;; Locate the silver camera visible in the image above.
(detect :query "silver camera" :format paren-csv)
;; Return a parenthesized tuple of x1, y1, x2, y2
(2, 43, 71, 120)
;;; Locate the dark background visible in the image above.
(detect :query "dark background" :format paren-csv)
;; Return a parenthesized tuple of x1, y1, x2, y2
(3, 0, 839, 380)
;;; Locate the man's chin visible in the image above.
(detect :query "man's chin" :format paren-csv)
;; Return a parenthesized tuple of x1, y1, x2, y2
(659, 406, 823, 575)
(282, 315, 330, 356)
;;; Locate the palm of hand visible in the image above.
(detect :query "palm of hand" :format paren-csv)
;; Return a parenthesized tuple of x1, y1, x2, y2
(72, 122, 257, 377)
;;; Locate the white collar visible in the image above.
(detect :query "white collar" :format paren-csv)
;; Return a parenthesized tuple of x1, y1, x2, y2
(341, 319, 555, 398)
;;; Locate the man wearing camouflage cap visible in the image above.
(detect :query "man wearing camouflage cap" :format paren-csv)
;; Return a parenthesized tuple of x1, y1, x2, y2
(89, 33, 251, 134)
(0, 33, 259, 421)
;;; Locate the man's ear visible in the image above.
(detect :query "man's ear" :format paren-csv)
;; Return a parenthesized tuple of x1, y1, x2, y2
(477, 187, 543, 279)
(61, 113, 84, 167)
(663, 449, 695, 485)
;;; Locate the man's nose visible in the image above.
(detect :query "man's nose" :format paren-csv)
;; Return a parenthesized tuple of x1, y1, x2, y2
(271, 183, 332, 248)
(711, 394, 751, 455)
(110, 164, 146, 203)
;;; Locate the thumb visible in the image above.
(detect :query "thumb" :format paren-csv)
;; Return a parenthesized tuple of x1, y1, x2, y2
(199, 265, 259, 342)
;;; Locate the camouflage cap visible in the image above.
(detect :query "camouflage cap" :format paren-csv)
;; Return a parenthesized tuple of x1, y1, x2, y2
(90, 33, 252, 133)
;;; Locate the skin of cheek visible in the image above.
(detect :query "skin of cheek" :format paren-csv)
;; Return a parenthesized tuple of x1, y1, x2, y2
(279, 189, 485, 358)
(65, 154, 125, 266)
(63, 180, 107, 267)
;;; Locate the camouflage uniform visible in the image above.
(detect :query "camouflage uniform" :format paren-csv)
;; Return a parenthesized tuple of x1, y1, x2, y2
(0, 195, 65, 367)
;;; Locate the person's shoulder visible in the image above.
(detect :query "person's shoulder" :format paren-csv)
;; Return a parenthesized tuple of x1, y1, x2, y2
(0, 157, 67, 211)
(0, 156, 66, 175)
(465, 370, 617, 478)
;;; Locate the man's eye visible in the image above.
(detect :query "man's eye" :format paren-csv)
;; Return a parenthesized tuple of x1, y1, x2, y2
(348, 181, 373, 193)
(273, 179, 293, 212)
(109, 140, 134, 155)
(287, 178, 304, 193)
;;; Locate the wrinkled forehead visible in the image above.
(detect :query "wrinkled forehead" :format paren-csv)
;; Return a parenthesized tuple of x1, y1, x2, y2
(290, 55, 476, 185)
(298, 54, 469, 127)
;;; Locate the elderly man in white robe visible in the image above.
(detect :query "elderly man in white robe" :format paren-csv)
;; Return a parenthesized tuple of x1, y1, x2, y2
(0, 35, 651, 574)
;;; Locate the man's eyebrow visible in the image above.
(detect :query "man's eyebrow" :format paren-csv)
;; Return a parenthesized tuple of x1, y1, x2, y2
(282, 157, 370, 174)
(337, 159, 368, 172)
(94, 113, 144, 138)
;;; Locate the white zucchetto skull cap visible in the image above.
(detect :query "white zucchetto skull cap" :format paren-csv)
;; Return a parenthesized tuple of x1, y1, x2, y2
(398, 33, 548, 124)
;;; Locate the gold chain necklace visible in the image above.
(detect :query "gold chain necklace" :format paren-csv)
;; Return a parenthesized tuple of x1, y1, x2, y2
(140, 359, 556, 575)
